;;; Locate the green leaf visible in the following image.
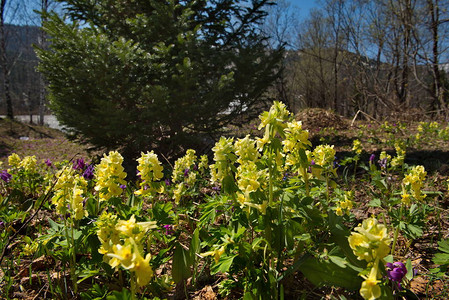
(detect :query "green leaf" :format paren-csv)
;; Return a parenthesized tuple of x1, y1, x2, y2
(405, 224, 423, 239)
(190, 228, 200, 262)
(433, 252, 449, 265)
(172, 243, 191, 283)
(328, 255, 347, 268)
(211, 254, 237, 274)
(368, 198, 382, 207)
(222, 175, 238, 195)
(298, 257, 362, 290)
(106, 288, 132, 300)
(406, 259, 414, 280)
(437, 238, 449, 254)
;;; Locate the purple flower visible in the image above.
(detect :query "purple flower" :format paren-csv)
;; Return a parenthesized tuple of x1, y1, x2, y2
(73, 158, 86, 171)
(184, 168, 190, 177)
(45, 159, 53, 167)
(333, 156, 340, 168)
(310, 160, 316, 166)
(369, 154, 376, 164)
(165, 179, 171, 186)
(120, 184, 127, 189)
(0, 170, 12, 183)
(386, 262, 407, 283)
(83, 165, 94, 180)
(379, 158, 388, 169)
(163, 224, 174, 235)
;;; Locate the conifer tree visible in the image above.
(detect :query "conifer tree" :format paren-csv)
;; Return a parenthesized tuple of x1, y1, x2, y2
(36, 0, 283, 160)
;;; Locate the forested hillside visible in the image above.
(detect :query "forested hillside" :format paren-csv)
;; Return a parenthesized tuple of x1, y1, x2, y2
(0, 24, 40, 115)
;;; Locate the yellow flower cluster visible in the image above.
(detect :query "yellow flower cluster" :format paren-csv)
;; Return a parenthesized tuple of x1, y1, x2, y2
(402, 165, 427, 203)
(236, 161, 268, 211)
(352, 139, 363, 155)
(172, 149, 197, 183)
(52, 168, 87, 220)
(257, 101, 291, 149)
(94, 151, 127, 202)
(349, 217, 391, 262)
(8, 153, 21, 168)
(135, 151, 164, 196)
(171, 149, 208, 204)
(391, 141, 406, 168)
(310, 145, 337, 179)
(282, 120, 311, 153)
(199, 155, 208, 172)
(7, 153, 37, 172)
(210, 137, 236, 184)
(312, 145, 336, 168)
(283, 121, 312, 171)
(235, 135, 260, 163)
(234, 135, 267, 208)
(348, 217, 391, 300)
(335, 191, 354, 216)
(97, 213, 157, 287)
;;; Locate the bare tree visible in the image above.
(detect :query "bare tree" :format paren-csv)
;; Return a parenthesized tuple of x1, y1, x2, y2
(38, 0, 48, 125)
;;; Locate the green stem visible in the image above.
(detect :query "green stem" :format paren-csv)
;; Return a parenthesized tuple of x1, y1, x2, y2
(268, 163, 274, 206)
(303, 167, 310, 197)
(130, 272, 137, 300)
(70, 218, 78, 294)
(391, 226, 400, 256)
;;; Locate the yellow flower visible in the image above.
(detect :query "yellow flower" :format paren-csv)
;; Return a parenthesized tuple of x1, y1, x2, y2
(401, 193, 411, 206)
(257, 101, 291, 150)
(135, 151, 164, 196)
(258, 101, 290, 131)
(19, 156, 37, 172)
(8, 153, 21, 168)
(133, 252, 153, 287)
(202, 245, 226, 264)
(282, 120, 311, 153)
(94, 151, 127, 202)
(335, 207, 344, 216)
(198, 155, 209, 174)
(235, 160, 267, 195)
(352, 139, 363, 155)
(97, 212, 120, 256)
(173, 182, 184, 204)
(403, 165, 427, 201)
(71, 186, 86, 220)
(116, 215, 157, 240)
(235, 135, 259, 163)
(348, 217, 391, 262)
(172, 149, 197, 183)
(360, 259, 381, 300)
(51, 168, 87, 218)
(313, 145, 336, 168)
(108, 243, 135, 269)
(210, 137, 236, 183)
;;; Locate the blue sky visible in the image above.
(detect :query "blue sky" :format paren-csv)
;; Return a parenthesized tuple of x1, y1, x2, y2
(287, 0, 318, 20)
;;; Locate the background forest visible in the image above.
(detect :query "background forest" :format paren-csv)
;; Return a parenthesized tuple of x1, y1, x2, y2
(2, 0, 449, 122)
